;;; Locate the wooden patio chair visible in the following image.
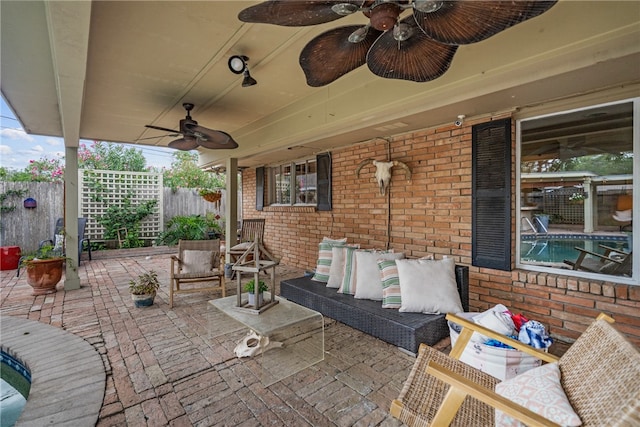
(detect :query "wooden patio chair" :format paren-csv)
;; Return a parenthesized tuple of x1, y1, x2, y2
(563, 244, 632, 276)
(391, 313, 640, 426)
(228, 219, 266, 263)
(169, 239, 225, 308)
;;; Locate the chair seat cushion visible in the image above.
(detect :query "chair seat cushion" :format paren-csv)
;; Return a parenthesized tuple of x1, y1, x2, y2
(495, 362, 581, 427)
(230, 242, 252, 252)
(181, 250, 213, 274)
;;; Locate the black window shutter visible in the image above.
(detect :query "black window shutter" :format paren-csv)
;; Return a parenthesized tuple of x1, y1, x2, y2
(256, 167, 264, 211)
(472, 118, 512, 271)
(316, 152, 332, 211)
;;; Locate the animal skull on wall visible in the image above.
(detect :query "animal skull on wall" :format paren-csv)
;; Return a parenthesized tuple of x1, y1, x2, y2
(356, 159, 412, 195)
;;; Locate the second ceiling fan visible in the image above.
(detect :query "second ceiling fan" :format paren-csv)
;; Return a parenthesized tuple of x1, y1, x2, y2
(145, 103, 238, 151)
(238, 1, 557, 87)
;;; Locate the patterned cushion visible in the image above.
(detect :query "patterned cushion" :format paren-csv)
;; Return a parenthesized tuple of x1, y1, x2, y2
(378, 259, 401, 308)
(337, 247, 363, 295)
(54, 233, 65, 251)
(327, 245, 359, 288)
(396, 257, 463, 314)
(181, 250, 213, 274)
(495, 362, 581, 427)
(354, 251, 404, 300)
(311, 240, 347, 282)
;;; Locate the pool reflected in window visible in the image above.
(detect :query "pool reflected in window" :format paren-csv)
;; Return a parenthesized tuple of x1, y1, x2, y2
(518, 99, 635, 280)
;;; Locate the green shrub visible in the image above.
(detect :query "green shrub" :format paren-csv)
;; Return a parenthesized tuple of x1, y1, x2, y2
(156, 214, 210, 246)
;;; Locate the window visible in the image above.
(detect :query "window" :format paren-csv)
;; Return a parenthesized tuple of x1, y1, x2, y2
(517, 99, 637, 283)
(268, 158, 317, 206)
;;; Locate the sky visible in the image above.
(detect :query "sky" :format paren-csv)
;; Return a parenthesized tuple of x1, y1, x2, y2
(0, 97, 176, 172)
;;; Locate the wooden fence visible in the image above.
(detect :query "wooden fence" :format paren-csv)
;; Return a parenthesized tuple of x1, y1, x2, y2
(0, 182, 227, 253)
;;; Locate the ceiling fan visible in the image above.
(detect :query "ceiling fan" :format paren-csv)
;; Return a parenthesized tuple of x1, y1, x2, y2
(144, 103, 238, 151)
(238, 1, 557, 87)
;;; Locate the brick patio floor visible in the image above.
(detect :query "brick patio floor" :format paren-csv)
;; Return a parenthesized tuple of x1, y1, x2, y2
(2, 248, 453, 426)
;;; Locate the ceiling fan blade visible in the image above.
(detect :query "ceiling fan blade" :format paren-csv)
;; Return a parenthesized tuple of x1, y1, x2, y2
(239, 0, 363, 26)
(136, 134, 181, 141)
(168, 136, 199, 151)
(366, 18, 457, 82)
(197, 131, 240, 150)
(299, 25, 382, 87)
(145, 124, 181, 134)
(414, 1, 557, 45)
(184, 124, 239, 149)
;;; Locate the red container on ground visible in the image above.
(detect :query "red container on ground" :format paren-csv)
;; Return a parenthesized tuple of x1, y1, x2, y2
(0, 246, 21, 270)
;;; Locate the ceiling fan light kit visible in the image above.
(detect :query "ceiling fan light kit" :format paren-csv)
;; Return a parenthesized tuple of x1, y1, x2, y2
(238, 0, 557, 86)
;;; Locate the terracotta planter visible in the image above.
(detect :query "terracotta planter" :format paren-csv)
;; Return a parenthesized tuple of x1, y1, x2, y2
(25, 258, 64, 295)
(132, 292, 156, 307)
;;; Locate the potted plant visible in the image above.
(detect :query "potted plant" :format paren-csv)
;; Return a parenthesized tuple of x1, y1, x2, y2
(244, 278, 268, 307)
(198, 188, 222, 203)
(129, 270, 160, 307)
(20, 244, 70, 295)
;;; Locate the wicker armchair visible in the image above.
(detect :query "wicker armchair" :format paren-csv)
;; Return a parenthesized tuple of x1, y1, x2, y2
(169, 239, 225, 308)
(391, 313, 640, 426)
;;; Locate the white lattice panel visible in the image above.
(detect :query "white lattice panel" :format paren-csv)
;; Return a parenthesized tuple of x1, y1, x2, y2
(79, 169, 164, 242)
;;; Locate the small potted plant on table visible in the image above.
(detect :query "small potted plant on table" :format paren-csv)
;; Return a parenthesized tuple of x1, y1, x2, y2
(244, 278, 268, 307)
(129, 270, 160, 307)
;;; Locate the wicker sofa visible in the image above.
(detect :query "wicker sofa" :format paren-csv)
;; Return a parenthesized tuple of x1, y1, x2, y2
(280, 265, 469, 354)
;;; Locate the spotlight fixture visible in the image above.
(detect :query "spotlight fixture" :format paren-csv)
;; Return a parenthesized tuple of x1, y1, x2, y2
(228, 55, 257, 87)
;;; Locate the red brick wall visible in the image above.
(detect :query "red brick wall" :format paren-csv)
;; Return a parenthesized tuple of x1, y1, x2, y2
(241, 114, 640, 346)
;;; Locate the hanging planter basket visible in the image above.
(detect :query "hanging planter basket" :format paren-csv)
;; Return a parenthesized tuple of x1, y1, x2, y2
(202, 192, 222, 203)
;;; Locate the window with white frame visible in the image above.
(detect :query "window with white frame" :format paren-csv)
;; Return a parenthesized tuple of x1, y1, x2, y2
(268, 158, 317, 205)
(517, 99, 636, 282)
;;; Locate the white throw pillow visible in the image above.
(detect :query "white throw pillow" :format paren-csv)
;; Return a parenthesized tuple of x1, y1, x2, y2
(327, 245, 359, 288)
(181, 250, 213, 274)
(494, 362, 581, 427)
(354, 251, 404, 300)
(396, 257, 463, 314)
(322, 237, 348, 244)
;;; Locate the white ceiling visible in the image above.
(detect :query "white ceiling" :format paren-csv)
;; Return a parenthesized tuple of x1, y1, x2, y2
(1, 1, 639, 169)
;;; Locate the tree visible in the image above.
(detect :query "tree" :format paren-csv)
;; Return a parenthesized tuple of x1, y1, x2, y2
(1, 141, 149, 183)
(162, 151, 225, 191)
(78, 141, 147, 171)
(24, 157, 65, 182)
